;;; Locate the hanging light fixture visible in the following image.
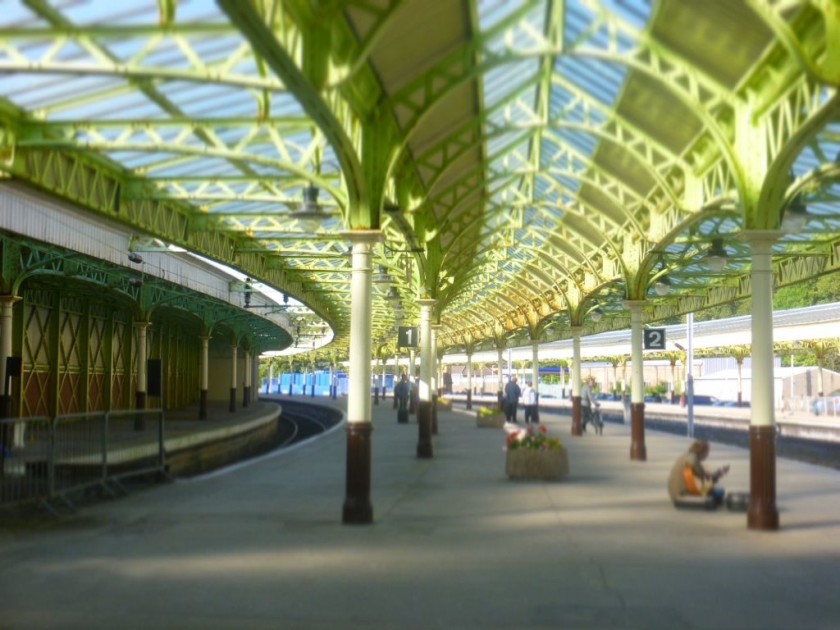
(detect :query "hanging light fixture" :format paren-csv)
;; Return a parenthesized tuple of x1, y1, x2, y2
(292, 184, 326, 230)
(782, 194, 809, 231)
(373, 265, 391, 284)
(653, 276, 672, 296)
(386, 286, 401, 302)
(705, 238, 729, 272)
(590, 308, 603, 322)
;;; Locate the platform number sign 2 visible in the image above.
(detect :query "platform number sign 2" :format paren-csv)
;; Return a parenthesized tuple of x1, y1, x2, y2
(398, 326, 419, 348)
(643, 328, 666, 350)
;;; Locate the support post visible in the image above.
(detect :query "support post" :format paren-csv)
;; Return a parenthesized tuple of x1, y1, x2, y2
(199, 335, 209, 420)
(342, 230, 380, 524)
(229, 344, 237, 412)
(416, 299, 436, 458)
(571, 327, 582, 436)
(743, 231, 780, 530)
(624, 300, 647, 461)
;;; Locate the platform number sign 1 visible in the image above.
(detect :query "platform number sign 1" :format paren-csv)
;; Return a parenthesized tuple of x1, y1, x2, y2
(398, 326, 419, 348)
(643, 328, 666, 350)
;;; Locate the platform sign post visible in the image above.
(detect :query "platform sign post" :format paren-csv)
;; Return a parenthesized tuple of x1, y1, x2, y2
(643, 328, 666, 350)
(398, 326, 419, 349)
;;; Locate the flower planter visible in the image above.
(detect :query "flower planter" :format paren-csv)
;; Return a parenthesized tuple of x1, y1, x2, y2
(436, 399, 452, 411)
(476, 411, 506, 428)
(505, 447, 569, 481)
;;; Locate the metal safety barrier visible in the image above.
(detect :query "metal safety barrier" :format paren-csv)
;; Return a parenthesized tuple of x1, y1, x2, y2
(1, 409, 165, 512)
(0, 416, 51, 507)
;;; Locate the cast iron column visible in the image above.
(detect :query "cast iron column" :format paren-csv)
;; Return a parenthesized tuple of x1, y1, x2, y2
(0, 296, 20, 421)
(408, 348, 417, 414)
(342, 230, 380, 524)
(431, 325, 440, 435)
(199, 335, 209, 419)
(466, 351, 473, 410)
(625, 300, 647, 461)
(134, 321, 149, 419)
(571, 327, 583, 436)
(416, 299, 436, 458)
(243, 349, 251, 407)
(229, 344, 237, 412)
(744, 231, 780, 530)
(496, 346, 505, 411)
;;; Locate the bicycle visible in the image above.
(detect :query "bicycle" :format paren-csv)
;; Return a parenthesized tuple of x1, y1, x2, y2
(591, 404, 604, 435)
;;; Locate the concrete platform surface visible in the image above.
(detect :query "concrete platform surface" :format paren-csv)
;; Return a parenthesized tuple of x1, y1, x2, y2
(1, 397, 839, 629)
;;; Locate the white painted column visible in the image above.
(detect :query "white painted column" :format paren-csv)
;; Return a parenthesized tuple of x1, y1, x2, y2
(199, 335, 209, 419)
(0, 297, 19, 408)
(229, 344, 237, 412)
(342, 230, 380, 524)
(418, 301, 435, 404)
(416, 299, 436, 458)
(531, 340, 539, 393)
(243, 349, 251, 407)
(624, 300, 647, 460)
(571, 326, 582, 435)
(743, 230, 780, 530)
(135, 322, 149, 410)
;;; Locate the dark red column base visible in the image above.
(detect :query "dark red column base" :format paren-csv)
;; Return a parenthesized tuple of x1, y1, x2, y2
(0, 394, 11, 420)
(748, 425, 779, 531)
(417, 400, 433, 458)
(431, 393, 438, 435)
(134, 391, 147, 430)
(630, 402, 646, 461)
(343, 422, 374, 525)
(243, 386, 250, 408)
(229, 388, 236, 412)
(571, 396, 582, 436)
(199, 389, 208, 420)
(466, 390, 472, 410)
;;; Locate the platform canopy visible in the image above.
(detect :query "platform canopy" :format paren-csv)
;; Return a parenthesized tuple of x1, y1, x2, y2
(0, 1, 838, 359)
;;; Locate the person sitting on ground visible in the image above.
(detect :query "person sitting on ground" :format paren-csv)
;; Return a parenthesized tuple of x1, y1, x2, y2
(667, 439, 729, 506)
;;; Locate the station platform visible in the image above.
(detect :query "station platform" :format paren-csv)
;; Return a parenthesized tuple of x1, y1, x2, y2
(2, 397, 839, 629)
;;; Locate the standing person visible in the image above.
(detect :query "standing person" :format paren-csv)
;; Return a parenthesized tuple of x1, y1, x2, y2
(522, 379, 538, 424)
(504, 376, 521, 423)
(580, 375, 598, 432)
(394, 373, 410, 423)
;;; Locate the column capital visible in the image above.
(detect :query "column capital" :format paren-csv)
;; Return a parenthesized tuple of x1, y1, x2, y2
(738, 229, 782, 243)
(738, 230, 782, 252)
(340, 229, 383, 244)
(569, 325, 583, 336)
(622, 300, 646, 312)
(417, 298, 437, 307)
(0, 295, 22, 307)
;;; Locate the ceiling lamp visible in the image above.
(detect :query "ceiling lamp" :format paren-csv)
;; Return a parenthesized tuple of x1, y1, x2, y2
(292, 184, 326, 230)
(590, 308, 603, 323)
(782, 194, 809, 231)
(653, 276, 672, 296)
(373, 265, 391, 284)
(386, 286, 401, 302)
(705, 238, 729, 272)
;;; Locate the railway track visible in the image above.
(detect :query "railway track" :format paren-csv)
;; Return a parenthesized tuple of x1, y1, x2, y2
(272, 400, 342, 448)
